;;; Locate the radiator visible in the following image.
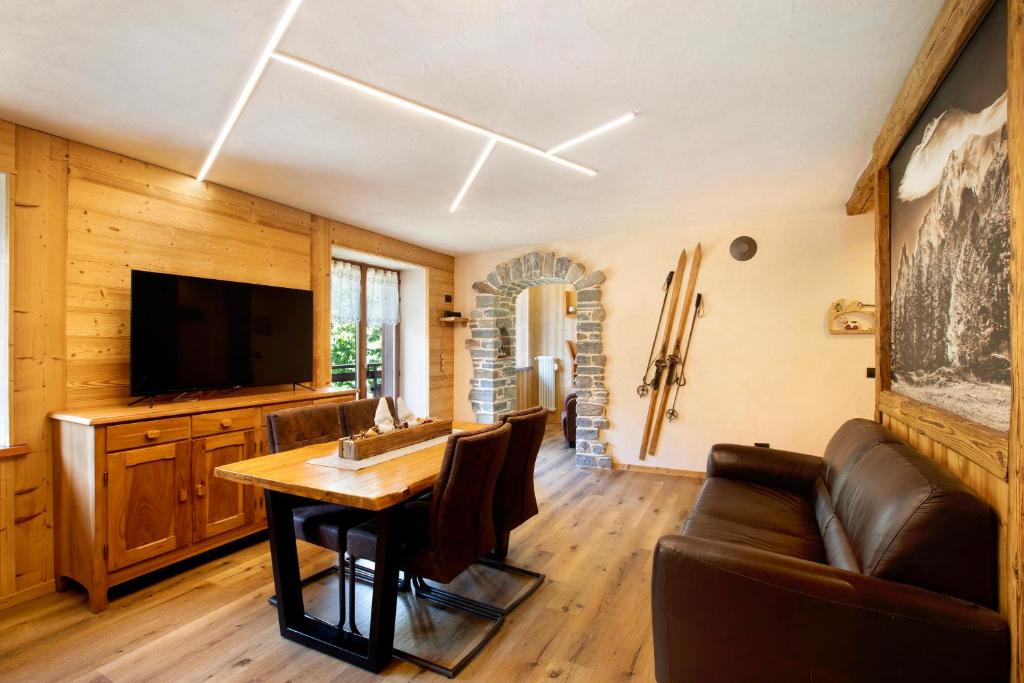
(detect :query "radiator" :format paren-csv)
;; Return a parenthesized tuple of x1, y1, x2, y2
(535, 355, 559, 411)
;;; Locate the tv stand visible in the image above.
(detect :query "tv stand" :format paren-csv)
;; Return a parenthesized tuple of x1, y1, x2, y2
(49, 386, 356, 612)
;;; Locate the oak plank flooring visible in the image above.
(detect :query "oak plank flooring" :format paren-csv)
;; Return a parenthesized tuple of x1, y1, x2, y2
(0, 426, 699, 682)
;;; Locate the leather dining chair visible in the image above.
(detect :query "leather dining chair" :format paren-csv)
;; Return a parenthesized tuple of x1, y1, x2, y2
(339, 396, 398, 436)
(265, 403, 370, 626)
(346, 422, 512, 678)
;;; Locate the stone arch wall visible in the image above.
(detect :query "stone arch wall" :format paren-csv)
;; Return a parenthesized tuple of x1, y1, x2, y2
(465, 252, 610, 468)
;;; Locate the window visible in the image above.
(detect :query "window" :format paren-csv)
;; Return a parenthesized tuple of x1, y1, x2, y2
(330, 259, 400, 398)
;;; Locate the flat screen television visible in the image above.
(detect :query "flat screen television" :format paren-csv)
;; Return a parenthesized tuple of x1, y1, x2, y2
(130, 270, 313, 396)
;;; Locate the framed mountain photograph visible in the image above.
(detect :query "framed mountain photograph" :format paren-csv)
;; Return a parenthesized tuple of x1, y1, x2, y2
(889, 0, 1010, 432)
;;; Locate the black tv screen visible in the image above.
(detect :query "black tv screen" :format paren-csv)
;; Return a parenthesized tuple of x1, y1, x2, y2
(130, 271, 313, 396)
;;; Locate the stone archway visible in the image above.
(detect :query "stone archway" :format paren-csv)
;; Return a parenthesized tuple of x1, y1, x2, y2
(466, 252, 609, 468)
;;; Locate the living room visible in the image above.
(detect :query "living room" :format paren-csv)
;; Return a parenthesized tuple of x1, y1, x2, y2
(0, 1, 1020, 681)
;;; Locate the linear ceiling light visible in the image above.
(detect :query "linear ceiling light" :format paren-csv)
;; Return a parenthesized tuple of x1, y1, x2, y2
(269, 51, 596, 177)
(447, 110, 638, 213)
(450, 138, 498, 212)
(196, 0, 305, 182)
(546, 111, 637, 155)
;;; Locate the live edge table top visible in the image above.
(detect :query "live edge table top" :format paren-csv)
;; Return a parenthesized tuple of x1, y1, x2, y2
(214, 422, 482, 511)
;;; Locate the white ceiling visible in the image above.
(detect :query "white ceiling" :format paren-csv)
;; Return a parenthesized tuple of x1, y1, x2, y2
(0, 1, 941, 255)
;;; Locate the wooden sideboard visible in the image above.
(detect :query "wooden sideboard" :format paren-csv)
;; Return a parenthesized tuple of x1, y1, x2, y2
(49, 387, 356, 612)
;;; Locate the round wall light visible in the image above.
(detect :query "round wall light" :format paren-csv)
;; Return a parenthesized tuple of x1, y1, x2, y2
(730, 236, 757, 261)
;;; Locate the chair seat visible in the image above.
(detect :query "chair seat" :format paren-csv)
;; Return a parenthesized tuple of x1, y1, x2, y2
(293, 504, 372, 552)
(347, 500, 432, 562)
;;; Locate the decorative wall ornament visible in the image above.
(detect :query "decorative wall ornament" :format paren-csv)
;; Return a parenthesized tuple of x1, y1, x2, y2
(729, 236, 757, 261)
(888, 0, 1009, 432)
(466, 252, 609, 469)
(827, 299, 877, 335)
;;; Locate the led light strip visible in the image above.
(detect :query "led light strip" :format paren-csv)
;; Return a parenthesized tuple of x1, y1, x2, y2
(269, 51, 596, 177)
(448, 110, 638, 212)
(450, 138, 498, 212)
(197, 0, 305, 181)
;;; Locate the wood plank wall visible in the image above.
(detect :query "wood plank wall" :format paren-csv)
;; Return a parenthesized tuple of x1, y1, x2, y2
(0, 122, 455, 609)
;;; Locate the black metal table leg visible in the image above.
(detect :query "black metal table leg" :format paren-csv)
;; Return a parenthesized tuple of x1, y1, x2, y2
(265, 490, 402, 673)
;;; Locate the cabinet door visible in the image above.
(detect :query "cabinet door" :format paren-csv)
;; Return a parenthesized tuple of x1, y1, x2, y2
(107, 441, 191, 571)
(193, 430, 253, 541)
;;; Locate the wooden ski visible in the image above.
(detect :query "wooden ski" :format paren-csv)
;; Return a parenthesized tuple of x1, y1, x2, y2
(648, 242, 702, 456)
(639, 248, 688, 459)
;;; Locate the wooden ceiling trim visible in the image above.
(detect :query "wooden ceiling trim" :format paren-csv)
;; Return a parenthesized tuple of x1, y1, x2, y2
(845, 0, 995, 215)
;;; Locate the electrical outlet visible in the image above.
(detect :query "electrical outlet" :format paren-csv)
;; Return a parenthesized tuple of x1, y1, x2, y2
(754, 442, 770, 448)
(866, 367, 876, 379)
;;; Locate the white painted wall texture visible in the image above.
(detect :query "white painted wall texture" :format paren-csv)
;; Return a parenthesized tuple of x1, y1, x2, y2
(454, 208, 876, 472)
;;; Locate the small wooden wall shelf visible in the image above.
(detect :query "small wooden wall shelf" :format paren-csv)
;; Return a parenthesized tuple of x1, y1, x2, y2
(439, 316, 469, 325)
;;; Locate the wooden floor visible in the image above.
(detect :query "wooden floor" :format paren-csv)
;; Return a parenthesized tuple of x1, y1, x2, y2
(0, 426, 700, 682)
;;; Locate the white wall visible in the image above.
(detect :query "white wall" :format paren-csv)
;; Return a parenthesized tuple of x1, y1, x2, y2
(399, 267, 429, 416)
(454, 208, 876, 472)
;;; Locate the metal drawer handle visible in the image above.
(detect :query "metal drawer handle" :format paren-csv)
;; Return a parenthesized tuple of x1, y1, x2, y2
(220, 418, 232, 428)
(145, 429, 161, 440)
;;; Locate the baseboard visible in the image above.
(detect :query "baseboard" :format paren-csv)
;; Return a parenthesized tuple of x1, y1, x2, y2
(0, 579, 55, 611)
(615, 462, 706, 479)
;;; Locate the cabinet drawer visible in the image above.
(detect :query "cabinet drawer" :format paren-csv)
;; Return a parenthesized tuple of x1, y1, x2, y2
(192, 408, 257, 437)
(106, 417, 191, 452)
(259, 400, 312, 424)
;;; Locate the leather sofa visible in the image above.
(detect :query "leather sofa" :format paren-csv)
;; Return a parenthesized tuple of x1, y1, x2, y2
(562, 393, 577, 447)
(652, 418, 1008, 683)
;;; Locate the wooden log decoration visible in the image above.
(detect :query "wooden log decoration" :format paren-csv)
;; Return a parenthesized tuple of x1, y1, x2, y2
(340, 418, 453, 460)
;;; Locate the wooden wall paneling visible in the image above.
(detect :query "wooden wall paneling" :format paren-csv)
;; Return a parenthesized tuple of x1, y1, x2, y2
(2, 127, 68, 607)
(1007, 0, 1024, 677)
(874, 166, 892, 416)
(846, 0, 996, 215)
(310, 217, 331, 388)
(65, 143, 312, 406)
(527, 284, 575, 411)
(0, 122, 14, 175)
(428, 267, 454, 419)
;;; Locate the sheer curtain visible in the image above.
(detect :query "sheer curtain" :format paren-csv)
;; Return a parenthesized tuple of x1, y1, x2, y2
(331, 261, 361, 323)
(366, 269, 400, 325)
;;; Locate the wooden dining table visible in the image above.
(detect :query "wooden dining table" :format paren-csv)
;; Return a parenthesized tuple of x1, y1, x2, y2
(215, 422, 482, 673)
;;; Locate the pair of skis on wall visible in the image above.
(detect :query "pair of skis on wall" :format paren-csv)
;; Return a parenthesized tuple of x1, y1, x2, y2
(637, 244, 703, 459)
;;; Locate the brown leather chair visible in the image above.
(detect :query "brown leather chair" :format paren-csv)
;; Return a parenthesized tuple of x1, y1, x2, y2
(346, 423, 512, 677)
(561, 393, 577, 447)
(652, 418, 1009, 683)
(493, 406, 546, 559)
(265, 404, 370, 624)
(339, 396, 398, 436)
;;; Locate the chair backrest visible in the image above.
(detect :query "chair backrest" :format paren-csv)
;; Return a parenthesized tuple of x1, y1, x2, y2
(494, 407, 547, 537)
(265, 403, 342, 453)
(427, 423, 511, 580)
(339, 396, 398, 436)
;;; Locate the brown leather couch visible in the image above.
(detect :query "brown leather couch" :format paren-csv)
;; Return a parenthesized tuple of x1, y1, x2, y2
(652, 418, 1008, 683)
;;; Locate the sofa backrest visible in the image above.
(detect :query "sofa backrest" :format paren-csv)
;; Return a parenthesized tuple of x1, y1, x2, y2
(821, 418, 899, 500)
(831, 439, 997, 608)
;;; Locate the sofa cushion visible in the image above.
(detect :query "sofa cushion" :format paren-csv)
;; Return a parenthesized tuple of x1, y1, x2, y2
(834, 441, 997, 608)
(822, 418, 899, 500)
(683, 478, 824, 563)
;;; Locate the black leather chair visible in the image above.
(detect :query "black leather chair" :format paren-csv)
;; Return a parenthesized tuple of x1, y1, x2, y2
(265, 403, 370, 626)
(346, 423, 512, 677)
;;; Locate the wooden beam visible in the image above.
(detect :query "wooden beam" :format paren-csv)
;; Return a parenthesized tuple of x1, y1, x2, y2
(874, 166, 891, 415)
(327, 218, 453, 272)
(879, 391, 1008, 479)
(0, 121, 14, 175)
(310, 217, 331, 388)
(1006, 2, 1023, 679)
(846, 0, 995, 215)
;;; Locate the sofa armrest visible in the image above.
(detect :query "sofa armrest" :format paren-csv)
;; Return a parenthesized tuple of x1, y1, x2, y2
(706, 443, 821, 493)
(652, 535, 1008, 683)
